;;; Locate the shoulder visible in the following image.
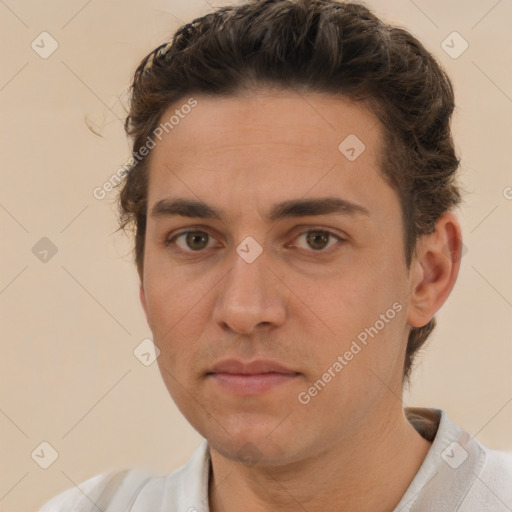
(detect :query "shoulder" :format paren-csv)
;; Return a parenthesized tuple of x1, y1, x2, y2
(37, 468, 156, 511)
(439, 410, 512, 510)
(399, 409, 512, 511)
(482, 444, 512, 475)
(462, 444, 512, 510)
(37, 441, 210, 511)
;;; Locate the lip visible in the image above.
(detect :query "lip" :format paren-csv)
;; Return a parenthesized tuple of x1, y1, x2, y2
(210, 359, 297, 375)
(207, 359, 300, 395)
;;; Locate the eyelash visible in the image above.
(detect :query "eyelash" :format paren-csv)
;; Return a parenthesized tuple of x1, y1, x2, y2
(164, 227, 346, 256)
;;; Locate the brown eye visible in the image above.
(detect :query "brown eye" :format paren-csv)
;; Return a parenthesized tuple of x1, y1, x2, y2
(184, 231, 209, 251)
(167, 230, 215, 252)
(306, 231, 331, 251)
(289, 229, 343, 253)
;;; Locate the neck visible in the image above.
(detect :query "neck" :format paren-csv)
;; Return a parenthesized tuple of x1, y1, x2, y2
(208, 406, 432, 512)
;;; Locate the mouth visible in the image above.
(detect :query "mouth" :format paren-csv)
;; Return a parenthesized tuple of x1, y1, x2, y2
(206, 359, 301, 396)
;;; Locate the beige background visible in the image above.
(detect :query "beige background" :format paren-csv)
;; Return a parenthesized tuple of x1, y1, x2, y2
(0, 0, 511, 510)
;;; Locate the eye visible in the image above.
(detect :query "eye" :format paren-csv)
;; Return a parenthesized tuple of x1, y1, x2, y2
(290, 229, 344, 252)
(167, 230, 219, 252)
(165, 227, 345, 255)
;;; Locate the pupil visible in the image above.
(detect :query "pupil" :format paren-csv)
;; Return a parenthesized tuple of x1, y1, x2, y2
(307, 231, 328, 250)
(187, 232, 207, 250)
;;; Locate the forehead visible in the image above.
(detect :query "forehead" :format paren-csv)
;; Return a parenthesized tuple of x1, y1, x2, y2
(145, 89, 397, 223)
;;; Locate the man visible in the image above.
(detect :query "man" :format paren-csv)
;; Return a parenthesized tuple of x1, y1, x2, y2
(40, 0, 512, 510)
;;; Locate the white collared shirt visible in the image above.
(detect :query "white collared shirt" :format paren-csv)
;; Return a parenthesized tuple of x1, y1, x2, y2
(39, 409, 512, 511)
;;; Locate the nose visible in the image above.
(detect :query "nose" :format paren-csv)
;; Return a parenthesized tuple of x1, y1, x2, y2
(212, 248, 287, 335)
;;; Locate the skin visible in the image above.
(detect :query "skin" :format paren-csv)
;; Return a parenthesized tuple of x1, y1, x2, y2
(139, 88, 462, 511)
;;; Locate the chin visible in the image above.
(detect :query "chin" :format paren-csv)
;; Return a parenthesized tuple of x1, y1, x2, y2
(203, 419, 309, 467)
(211, 436, 289, 466)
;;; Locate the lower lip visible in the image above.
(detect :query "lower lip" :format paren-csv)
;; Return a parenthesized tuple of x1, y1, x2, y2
(208, 372, 300, 395)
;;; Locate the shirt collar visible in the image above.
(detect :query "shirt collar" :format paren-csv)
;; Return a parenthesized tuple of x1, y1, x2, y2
(182, 408, 485, 512)
(394, 408, 486, 511)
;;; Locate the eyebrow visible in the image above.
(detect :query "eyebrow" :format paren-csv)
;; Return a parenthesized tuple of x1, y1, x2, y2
(150, 197, 370, 221)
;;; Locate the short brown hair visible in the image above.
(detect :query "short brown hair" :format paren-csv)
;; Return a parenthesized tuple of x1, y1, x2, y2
(118, 0, 461, 382)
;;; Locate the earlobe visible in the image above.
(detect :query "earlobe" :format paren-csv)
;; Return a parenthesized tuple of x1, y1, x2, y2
(407, 212, 462, 328)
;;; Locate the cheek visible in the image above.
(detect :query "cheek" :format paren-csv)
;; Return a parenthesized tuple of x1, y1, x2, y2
(298, 266, 395, 332)
(298, 258, 408, 371)
(143, 272, 210, 363)
(143, 251, 208, 328)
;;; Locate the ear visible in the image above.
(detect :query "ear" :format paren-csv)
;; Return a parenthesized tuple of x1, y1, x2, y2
(407, 212, 463, 328)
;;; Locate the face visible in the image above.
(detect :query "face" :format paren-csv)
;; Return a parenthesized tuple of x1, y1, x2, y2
(140, 89, 417, 465)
